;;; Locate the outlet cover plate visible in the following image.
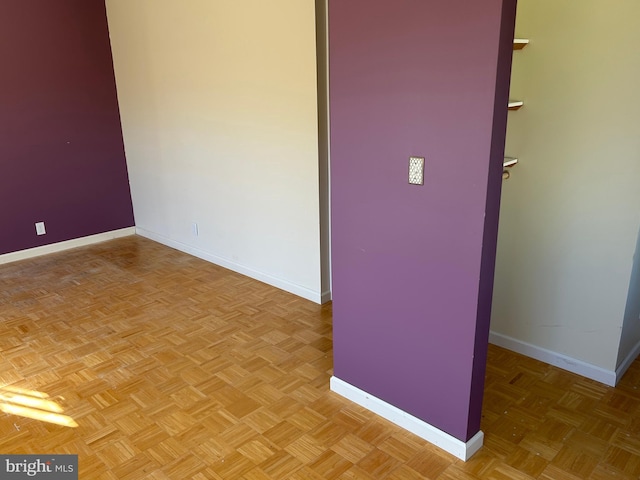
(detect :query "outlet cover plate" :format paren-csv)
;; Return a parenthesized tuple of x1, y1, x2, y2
(35, 222, 46, 235)
(409, 156, 425, 185)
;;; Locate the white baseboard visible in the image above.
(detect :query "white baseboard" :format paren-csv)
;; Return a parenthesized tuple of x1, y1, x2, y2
(330, 376, 483, 461)
(0, 227, 136, 265)
(489, 331, 616, 387)
(615, 339, 640, 385)
(136, 227, 324, 304)
(321, 289, 332, 304)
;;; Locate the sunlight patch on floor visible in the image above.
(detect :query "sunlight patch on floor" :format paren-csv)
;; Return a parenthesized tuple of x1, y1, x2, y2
(0, 385, 78, 428)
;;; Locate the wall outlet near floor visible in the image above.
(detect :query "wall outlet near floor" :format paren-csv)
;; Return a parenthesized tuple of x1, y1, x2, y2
(35, 221, 46, 235)
(191, 222, 199, 237)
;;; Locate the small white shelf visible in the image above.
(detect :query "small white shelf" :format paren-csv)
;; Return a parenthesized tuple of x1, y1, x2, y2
(508, 100, 524, 111)
(513, 39, 529, 50)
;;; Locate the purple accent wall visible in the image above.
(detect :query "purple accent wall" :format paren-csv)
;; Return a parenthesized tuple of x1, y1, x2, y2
(467, 0, 518, 437)
(329, 0, 516, 442)
(0, 0, 134, 255)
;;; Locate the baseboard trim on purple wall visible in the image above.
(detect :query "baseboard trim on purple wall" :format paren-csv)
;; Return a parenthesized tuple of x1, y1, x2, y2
(330, 376, 484, 461)
(0, 227, 135, 266)
(489, 331, 617, 386)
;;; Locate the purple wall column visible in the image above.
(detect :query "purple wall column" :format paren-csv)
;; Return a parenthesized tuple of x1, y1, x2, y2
(329, 0, 516, 442)
(0, 0, 134, 255)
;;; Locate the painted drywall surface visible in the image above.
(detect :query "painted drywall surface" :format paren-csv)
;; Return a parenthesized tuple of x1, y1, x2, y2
(467, 0, 518, 435)
(493, 0, 640, 371)
(316, 0, 331, 301)
(617, 228, 640, 368)
(330, 0, 514, 441)
(0, 0, 134, 255)
(105, 0, 323, 301)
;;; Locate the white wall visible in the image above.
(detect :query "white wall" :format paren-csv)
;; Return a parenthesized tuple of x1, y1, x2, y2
(105, 1, 326, 302)
(492, 0, 640, 374)
(617, 230, 640, 369)
(315, 0, 331, 299)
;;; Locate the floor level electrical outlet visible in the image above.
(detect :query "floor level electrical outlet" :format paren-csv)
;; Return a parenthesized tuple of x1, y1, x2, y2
(35, 222, 46, 235)
(191, 223, 199, 237)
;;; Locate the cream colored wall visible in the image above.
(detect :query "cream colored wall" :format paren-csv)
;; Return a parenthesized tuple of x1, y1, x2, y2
(493, 0, 640, 372)
(105, 1, 325, 302)
(315, 0, 331, 299)
(617, 229, 640, 368)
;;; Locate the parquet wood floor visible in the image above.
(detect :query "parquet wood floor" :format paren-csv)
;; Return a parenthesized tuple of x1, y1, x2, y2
(1, 236, 639, 479)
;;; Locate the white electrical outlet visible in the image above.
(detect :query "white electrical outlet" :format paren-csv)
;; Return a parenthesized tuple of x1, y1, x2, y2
(191, 222, 199, 236)
(35, 221, 46, 235)
(409, 156, 425, 185)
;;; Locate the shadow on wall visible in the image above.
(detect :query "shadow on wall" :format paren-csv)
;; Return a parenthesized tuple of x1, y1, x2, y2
(618, 225, 640, 369)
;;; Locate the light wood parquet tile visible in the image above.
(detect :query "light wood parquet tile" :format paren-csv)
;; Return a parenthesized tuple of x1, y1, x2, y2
(1, 235, 640, 479)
